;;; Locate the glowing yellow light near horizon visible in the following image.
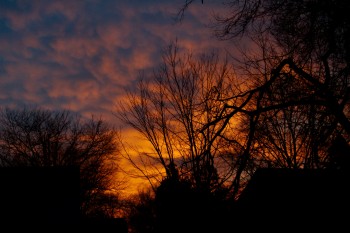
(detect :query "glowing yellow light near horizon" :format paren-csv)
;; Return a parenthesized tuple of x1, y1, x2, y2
(117, 127, 166, 197)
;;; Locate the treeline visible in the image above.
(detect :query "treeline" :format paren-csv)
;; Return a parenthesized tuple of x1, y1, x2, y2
(0, 107, 122, 218)
(1, 0, 349, 232)
(118, 0, 350, 232)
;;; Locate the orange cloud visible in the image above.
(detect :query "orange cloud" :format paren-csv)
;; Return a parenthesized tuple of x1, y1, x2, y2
(0, 0, 233, 195)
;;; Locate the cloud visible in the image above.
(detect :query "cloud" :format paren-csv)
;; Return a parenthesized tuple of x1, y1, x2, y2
(0, 1, 233, 121)
(0, 1, 233, 117)
(0, 0, 232, 194)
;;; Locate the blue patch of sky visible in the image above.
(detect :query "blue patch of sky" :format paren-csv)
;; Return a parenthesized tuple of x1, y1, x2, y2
(0, 81, 25, 96)
(0, 18, 13, 35)
(25, 12, 68, 34)
(0, 56, 8, 75)
(68, 68, 98, 83)
(139, 10, 173, 25)
(26, 47, 47, 60)
(83, 0, 124, 24)
(39, 35, 56, 50)
(0, 0, 32, 12)
(40, 11, 68, 28)
(35, 87, 68, 105)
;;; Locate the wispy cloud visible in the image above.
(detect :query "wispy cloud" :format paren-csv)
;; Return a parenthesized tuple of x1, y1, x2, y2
(0, 0, 230, 125)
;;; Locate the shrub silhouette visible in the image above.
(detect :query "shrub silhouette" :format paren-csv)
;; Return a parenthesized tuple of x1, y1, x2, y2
(154, 177, 231, 233)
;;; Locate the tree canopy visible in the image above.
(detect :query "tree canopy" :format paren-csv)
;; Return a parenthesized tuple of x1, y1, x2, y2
(116, 1, 350, 232)
(0, 106, 123, 218)
(120, 0, 350, 200)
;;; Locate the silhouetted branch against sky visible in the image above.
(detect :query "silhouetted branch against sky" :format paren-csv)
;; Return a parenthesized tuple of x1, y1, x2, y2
(2, 0, 350, 199)
(0, 106, 123, 217)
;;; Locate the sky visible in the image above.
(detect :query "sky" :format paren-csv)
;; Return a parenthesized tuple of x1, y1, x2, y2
(0, 0, 233, 195)
(0, 0, 232, 123)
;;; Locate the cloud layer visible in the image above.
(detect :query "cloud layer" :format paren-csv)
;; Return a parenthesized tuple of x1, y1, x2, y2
(0, 0, 233, 195)
(0, 0, 231, 124)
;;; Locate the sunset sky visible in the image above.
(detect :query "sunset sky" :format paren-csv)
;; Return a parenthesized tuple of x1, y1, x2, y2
(0, 0, 232, 123)
(0, 0, 233, 195)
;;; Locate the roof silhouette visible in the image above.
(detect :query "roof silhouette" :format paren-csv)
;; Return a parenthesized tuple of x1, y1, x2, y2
(235, 168, 349, 232)
(0, 166, 127, 232)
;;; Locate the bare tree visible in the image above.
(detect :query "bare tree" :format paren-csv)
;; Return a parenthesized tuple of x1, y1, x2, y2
(116, 43, 240, 196)
(0, 106, 123, 218)
(175, 0, 350, 197)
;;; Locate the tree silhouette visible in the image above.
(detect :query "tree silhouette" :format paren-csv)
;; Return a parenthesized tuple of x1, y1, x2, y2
(114, 1, 350, 232)
(154, 175, 231, 233)
(118, 1, 350, 230)
(235, 168, 348, 232)
(0, 106, 124, 219)
(116, 44, 239, 197)
(125, 188, 157, 233)
(178, 0, 350, 197)
(123, 175, 231, 233)
(0, 166, 80, 230)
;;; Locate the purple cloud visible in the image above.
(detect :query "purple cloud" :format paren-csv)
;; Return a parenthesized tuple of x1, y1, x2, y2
(0, 0, 230, 125)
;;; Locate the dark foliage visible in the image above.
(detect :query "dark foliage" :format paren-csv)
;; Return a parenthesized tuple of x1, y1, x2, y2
(0, 106, 122, 218)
